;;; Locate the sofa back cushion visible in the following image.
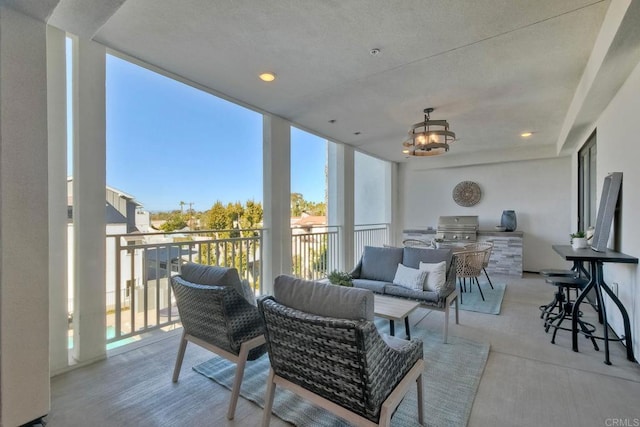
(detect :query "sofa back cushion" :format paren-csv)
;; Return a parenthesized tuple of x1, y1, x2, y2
(360, 245, 404, 283)
(273, 275, 374, 321)
(402, 247, 453, 271)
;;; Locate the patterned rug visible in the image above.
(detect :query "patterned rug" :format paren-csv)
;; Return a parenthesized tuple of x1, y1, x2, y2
(459, 282, 506, 315)
(193, 321, 489, 427)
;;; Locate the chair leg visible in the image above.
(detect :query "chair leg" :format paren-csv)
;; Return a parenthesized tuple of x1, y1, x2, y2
(172, 331, 188, 382)
(457, 279, 464, 305)
(261, 369, 277, 427)
(474, 277, 485, 301)
(416, 373, 424, 426)
(454, 293, 459, 325)
(443, 302, 449, 344)
(483, 267, 494, 289)
(227, 340, 253, 420)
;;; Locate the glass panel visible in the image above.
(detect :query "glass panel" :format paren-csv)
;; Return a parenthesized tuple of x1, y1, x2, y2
(588, 144, 597, 227)
(578, 132, 596, 232)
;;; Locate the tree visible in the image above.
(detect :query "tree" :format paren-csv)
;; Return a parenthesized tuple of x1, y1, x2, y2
(241, 200, 263, 232)
(291, 192, 304, 217)
(159, 212, 187, 232)
(291, 193, 326, 217)
(204, 201, 232, 235)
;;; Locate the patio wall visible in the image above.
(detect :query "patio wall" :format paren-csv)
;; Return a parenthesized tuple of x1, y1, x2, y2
(399, 156, 572, 273)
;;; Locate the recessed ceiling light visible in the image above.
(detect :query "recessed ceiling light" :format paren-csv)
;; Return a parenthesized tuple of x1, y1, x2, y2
(370, 48, 381, 56)
(520, 132, 533, 138)
(402, 149, 410, 154)
(259, 72, 276, 82)
(354, 131, 361, 135)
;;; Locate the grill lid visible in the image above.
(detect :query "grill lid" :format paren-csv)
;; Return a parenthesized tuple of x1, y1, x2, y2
(437, 215, 479, 242)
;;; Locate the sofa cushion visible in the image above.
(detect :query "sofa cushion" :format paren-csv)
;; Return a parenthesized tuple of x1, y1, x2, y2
(383, 284, 440, 304)
(360, 246, 404, 282)
(273, 275, 374, 321)
(419, 261, 447, 292)
(392, 264, 428, 291)
(352, 278, 389, 294)
(402, 247, 453, 270)
(180, 262, 249, 302)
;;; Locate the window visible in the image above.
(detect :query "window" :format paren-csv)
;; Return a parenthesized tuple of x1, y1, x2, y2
(578, 131, 597, 231)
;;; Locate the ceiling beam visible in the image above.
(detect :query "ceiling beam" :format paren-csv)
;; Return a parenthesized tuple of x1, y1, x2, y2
(556, 0, 640, 154)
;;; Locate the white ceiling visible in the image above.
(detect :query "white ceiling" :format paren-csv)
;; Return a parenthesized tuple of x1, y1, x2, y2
(4, 0, 625, 165)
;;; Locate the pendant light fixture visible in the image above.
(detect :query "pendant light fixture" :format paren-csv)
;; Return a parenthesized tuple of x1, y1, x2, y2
(402, 108, 456, 157)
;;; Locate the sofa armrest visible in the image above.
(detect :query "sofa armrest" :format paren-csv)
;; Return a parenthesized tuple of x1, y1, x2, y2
(437, 255, 457, 300)
(350, 259, 363, 279)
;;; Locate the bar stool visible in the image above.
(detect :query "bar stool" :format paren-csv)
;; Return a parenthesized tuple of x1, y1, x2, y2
(539, 269, 579, 321)
(544, 276, 599, 350)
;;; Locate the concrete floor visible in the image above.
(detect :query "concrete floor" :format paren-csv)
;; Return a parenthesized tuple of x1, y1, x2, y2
(451, 273, 640, 427)
(48, 273, 640, 426)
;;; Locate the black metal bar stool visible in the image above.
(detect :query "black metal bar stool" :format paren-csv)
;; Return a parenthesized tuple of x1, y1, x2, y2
(539, 269, 579, 321)
(544, 276, 599, 350)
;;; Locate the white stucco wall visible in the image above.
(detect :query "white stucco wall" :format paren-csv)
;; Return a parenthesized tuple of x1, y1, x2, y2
(354, 152, 391, 225)
(0, 7, 50, 425)
(593, 57, 640, 358)
(399, 156, 572, 272)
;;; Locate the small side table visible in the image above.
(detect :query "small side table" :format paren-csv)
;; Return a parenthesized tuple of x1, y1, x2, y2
(374, 295, 420, 340)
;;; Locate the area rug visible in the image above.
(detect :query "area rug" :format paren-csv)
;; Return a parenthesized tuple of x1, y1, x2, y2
(459, 282, 506, 315)
(193, 321, 490, 427)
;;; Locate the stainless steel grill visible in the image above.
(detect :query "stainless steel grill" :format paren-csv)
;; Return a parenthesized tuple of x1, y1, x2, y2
(436, 215, 479, 242)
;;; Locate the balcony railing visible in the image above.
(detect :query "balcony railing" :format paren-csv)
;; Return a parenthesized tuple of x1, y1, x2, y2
(103, 224, 389, 346)
(106, 229, 262, 344)
(354, 223, 390, 264)
(291, 225, 340, 280)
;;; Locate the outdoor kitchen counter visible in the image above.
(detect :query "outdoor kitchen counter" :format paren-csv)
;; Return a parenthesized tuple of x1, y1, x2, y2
(403, 229, 523, 277)
(404, 229, 524, 237)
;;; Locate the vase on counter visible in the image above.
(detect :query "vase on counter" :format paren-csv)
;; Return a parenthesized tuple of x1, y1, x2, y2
(501, 210, 517, 232)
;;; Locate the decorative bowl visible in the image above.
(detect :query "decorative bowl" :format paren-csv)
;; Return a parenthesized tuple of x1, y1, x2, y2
(495, 225, 507, 232)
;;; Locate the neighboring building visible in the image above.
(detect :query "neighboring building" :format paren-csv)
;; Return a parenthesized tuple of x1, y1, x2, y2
(67, 178, 152, 314)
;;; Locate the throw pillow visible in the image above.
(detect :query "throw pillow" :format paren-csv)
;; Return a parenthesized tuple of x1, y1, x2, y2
(419, 261, 447, 292)
(392, 263, 428, 291)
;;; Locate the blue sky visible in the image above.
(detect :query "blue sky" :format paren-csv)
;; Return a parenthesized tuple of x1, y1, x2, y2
(101, 54, 326, 212)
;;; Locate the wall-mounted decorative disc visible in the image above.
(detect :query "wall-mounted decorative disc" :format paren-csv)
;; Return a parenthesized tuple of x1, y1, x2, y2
(452, 181, 481, 207)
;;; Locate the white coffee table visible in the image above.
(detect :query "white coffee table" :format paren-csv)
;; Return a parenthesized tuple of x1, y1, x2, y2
(374, 294, 421, 340)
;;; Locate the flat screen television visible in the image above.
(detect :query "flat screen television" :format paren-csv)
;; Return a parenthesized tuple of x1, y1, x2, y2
(591, 172, 622, 252)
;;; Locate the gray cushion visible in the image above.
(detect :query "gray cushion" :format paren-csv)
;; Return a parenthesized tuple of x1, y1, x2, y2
(179, 262, 247, 302)
(360, 246, 404, 282)
(274, 275, 374, 321)
(402, 247, 453, 270)
(352, 278, 389, 294)
(383, 284, 439, 304)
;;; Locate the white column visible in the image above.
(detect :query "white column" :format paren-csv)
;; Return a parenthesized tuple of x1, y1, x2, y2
(0, 7, 50, 425)
(71, 36, 107, 364)
(47, 25, 70, 374)
(389, 161, 400, 246)
(328, 143, 355, 270)
(262, 114, 291, 293)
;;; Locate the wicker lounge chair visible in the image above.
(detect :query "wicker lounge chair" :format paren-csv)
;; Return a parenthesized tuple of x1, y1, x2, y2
(258, 275, 424, 427)
(170, 263, 266, 420)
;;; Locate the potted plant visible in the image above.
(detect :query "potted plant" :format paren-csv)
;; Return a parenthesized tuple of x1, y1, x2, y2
(570, 231, 587, 249)
(432, 237, 444, 249)
(327, 270, 353, 287)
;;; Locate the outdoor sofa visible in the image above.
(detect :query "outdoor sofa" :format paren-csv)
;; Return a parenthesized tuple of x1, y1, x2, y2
(350, 245, 459, 342)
